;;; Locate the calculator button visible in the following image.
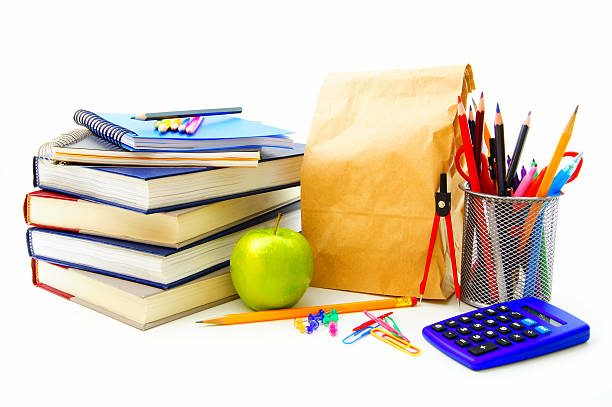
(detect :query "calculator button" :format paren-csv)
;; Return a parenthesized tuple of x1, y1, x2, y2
(470, 323, 485, 331)
(471, 312, 486, 320)
(509, 333, 526, 342)
(468, 334, 485, 343)
(457, 327, 472, 335)
(483, 330, 498, 339)
(484, 309, 499, 316)
(523, 329, 539, 338)
(509, 322, 525, 330)
(496, 326, 511, 335)
(483, 319, 499, 327)
(468, 342, 499, 356)
(443, 331, 459, 340)
(458, 316, 473, 324)
(496, 305, 511, 313)
(509, 312, 524, 319)
(445, 320, 460, 328)
(496, 337, 513, 347)
(521, 318, 537, 327)
(535, 325, 552, 334)
(496, 315, 511, 323)
(455, 338, 471, 348)
(431, 324, 446, 332)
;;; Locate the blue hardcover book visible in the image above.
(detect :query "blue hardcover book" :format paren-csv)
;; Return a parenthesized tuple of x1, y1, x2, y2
(74, 110, 293, 151)
(34, 143, 305, 213)
(27, 201, 301, 289)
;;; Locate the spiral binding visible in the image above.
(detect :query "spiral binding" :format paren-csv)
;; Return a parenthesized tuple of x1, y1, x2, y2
(73, 109, 135, 147)
(37, 128, 93, 166)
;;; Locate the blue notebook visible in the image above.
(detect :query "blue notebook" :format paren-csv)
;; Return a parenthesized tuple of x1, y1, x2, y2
(27, 201, 301, 289)
(34, 144, 305, 213)
(74, 110, 294, 151)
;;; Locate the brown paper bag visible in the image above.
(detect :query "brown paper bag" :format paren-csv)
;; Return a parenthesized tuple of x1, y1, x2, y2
(301, 64, 475, 299)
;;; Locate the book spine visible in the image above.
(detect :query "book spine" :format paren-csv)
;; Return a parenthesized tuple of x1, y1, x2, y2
(32, 156, 39, 187)
(31, 259, 73, 300)
(23, 194, 30, 224)
(73, 109, 134, 149)
(26, 229, 34, 257)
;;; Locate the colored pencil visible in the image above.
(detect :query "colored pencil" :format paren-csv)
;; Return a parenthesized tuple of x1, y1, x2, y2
(157, 119, 173, 133)
(468, 105, 476, 145)
(132, 107, 242, 121)
(474, 93, 485, 173)
(494, 104, 509, 196)
(196, 297, 418, 325)
(525, 168, 547, 197)
(178, 117, 191, 133)
(186, 116, 204, 134)
(536, 106, 579, 197)
(514, 166, 538, 197)
(169, 118, 183, 131)
(506, 112, 531, 189)
(488, 137, 497, 191)
(472, 96, 491, 153)
(458, 96, 481, 192)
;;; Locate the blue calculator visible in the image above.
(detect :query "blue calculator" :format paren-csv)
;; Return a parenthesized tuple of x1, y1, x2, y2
(422, 297, 590, 370)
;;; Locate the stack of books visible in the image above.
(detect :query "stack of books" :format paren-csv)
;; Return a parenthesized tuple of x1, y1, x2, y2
(25, 109, 305, 330)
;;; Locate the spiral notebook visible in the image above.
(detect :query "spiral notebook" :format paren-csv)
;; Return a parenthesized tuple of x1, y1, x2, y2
(73, 109, 294, 151)
(39, 128, 261, 167)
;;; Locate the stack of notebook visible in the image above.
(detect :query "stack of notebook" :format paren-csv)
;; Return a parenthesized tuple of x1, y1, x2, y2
(25, 109, 305, 330)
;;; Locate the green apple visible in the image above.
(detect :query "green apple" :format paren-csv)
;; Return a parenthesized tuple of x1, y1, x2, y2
(230, 227, 313, 311)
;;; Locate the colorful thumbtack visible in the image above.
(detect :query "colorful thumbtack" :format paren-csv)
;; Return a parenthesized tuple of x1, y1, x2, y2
(329, 321, 338, 337)
(294, 318, 306, 333)
(306, 319, 319, 334)
(323, 309, 339, 326)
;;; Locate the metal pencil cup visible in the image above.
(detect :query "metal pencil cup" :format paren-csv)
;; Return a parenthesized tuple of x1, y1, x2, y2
(459, 183, 561, 307)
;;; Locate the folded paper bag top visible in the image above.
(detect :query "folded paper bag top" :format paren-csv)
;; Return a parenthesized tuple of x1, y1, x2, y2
(301, 64, 475, 299)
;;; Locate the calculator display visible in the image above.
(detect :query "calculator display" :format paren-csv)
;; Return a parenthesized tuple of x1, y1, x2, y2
(521, 306, 564, 327)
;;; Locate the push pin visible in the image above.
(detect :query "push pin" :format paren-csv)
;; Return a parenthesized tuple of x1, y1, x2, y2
(323, 309, 338, 326)
(306, 318, 319, 334)
(329, 321, 338, 337)
(294, 318, 306, 333)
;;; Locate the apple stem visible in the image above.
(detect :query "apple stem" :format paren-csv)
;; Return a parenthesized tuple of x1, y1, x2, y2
(273, 213, 283, 235)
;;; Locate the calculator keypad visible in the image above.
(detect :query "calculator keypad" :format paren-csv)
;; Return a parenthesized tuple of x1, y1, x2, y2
(445, 320, 460, 328)
(427, 302, 556, 358)
(468, 342, 499, 356)
(471, 312, 486, 320)
(470, 323, 485, 331)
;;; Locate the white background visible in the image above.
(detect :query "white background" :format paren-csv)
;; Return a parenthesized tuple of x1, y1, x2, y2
(2, 1, 610, 405)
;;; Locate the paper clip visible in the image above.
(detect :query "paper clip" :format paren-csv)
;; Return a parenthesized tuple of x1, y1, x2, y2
(371, 328, 421, 356)
(342, 324, 380, 344)
(352, 312, 393, 332)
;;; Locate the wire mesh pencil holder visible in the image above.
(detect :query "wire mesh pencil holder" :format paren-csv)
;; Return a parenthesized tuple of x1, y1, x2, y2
(459, 183, 561, 308)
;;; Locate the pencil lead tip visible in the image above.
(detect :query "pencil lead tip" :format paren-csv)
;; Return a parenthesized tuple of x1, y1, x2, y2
(496, 103, 500, 113)
(528, 111, 532, 116)
(575, 105, 579, 114)
(458, 96, 462, 103)
(480, 91, 483, 98)
(469, 105, 472, 112)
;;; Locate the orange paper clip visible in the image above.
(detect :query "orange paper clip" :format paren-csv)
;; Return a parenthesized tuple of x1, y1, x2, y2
(370, 328, 421, 356)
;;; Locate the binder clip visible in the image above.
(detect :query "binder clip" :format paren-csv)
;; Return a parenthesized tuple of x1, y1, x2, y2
(418, 173, 461, 307)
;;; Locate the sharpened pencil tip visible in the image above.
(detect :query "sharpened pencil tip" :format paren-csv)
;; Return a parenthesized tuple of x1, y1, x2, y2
(496, 103, 500, 113)
(469, 105, 472, 112)
(458, 96, 462, 103)
(575, 105, 579, 114)
(480, 91, 483, 98)
(528, 111, 531, 116)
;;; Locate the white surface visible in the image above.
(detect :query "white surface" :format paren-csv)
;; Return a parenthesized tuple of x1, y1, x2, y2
(1, 1, 610, 405)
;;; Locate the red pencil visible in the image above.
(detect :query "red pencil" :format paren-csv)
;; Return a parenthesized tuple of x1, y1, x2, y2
(458, 96, 481, 192)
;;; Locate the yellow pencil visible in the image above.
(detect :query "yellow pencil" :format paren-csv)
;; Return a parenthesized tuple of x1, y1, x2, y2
(196, 296, 418, 325)
(536, 106, 579, 197)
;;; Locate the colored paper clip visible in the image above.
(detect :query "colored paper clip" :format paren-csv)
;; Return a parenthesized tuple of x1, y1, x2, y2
(353, 312, 393, 332)
(342, 324, 379, 344)
(370, 328, 421, 356)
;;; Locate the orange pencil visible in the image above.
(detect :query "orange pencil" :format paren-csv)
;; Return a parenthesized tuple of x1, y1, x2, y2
(536, 106, 579, 197)
(196, 297, 418, 325)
